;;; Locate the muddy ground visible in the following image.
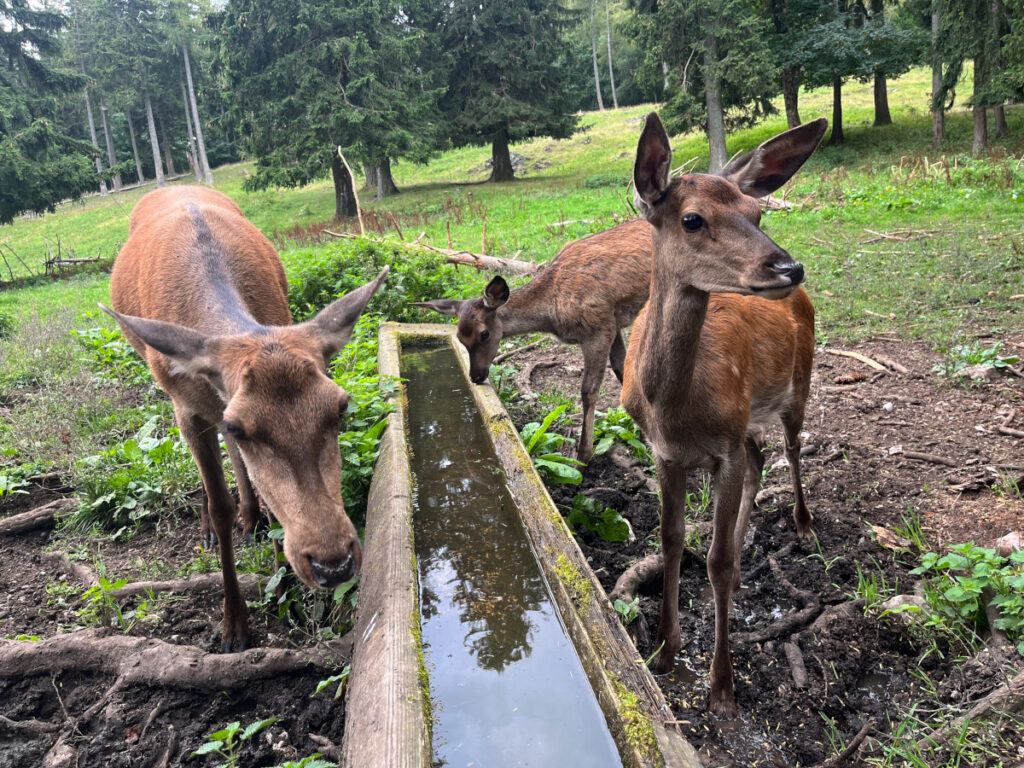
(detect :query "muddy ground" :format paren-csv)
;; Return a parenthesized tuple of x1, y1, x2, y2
(1, 335, 1023, 767)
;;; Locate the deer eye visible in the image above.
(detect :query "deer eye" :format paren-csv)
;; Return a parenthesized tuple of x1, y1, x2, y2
(480, 330, 490, 342)
(682, 213, 704, 232)
(223, 421, 249, 442)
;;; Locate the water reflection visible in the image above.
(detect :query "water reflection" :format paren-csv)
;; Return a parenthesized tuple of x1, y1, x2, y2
(403, 344, 622, 767)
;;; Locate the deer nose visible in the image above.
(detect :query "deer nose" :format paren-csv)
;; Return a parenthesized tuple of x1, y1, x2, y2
(470, 371, 488, 385)
(309, 551, 357, 588)
(771, 261, 804, 285)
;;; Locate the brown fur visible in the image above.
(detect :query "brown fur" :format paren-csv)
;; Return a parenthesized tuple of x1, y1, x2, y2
(108, 186, 385, 651)
(623, 114, 826, 716)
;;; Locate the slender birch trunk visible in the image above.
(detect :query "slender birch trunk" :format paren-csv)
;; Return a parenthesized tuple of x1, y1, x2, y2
(84, 90, 108, 195)
(183, 42, 213, 185)
(590, 1, 604, 110)
(704, 34, 727, 173)
(144, 90, 165, 187)
(181, 77, 201, 181)
(158, 116, 176, 176)
(126, 111, 145, 184)
(931, 3, 946, 145)
(605, 0, 618, 109)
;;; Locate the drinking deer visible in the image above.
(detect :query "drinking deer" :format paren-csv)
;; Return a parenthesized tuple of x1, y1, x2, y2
(102, 186, 387, 651)
(622, 113, 826, 716)
(414, 219, 652, 463)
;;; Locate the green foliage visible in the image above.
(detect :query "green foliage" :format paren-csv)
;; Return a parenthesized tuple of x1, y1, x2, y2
(312, 664, 351, 701)
(592, 407, 651, 463)
(566, 494, 631, 542)
(71, 326, 151, 388)
(613, 596, 641, 626)
(268, 758, 337, 768)
(77, 567, 157, 633)
(190, 718, 278, 767)
(520, 404, 585, 484)
(582, 172, 626, 189)
(0, 463, 32, 498)
(0, 309, 13, 340)
(72, 415, 197, 535)
(932, 340, 1020, 377)
(908, 543, 1024, 655)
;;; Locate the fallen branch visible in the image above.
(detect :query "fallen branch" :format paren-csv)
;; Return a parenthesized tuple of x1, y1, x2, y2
(900, 450, 958, 467)
(782, 641, 808, 688)
(823, 348, 888, 372)
(0, 498, 77, 536)
(873, 355, 910, 376)
(734, 558, 821, 645)
(493, 339, 544, 364)
(814, 718, 876, 768)
(0, 629, 349, 691)
(916, 670, 1024, 755)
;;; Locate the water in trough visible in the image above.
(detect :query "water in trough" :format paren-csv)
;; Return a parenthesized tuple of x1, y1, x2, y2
(403, 342, 622, 767)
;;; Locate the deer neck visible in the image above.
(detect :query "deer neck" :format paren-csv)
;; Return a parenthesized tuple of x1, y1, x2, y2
(497, 278, 556, 336)
(637, 257, 710, 407)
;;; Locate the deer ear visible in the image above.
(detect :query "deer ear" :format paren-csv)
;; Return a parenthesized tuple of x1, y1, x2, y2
(98, 303, 217, 379)
(307, 266, 389, 359)
(482, 276, 510, 310)
(410, 299, 465, 317)
(719, 117, 828, 198)
(633, 112, 673, 215)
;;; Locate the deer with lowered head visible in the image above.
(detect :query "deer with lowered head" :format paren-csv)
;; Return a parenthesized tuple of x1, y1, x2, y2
(102, 186, 387, 652)
(622, 113, 826, 716)
(413, 219, 652, 463)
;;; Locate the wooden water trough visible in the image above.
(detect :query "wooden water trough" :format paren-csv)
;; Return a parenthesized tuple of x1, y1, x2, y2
(342, 323, 703, 768)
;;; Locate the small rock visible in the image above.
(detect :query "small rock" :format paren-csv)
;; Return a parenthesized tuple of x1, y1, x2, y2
(881, 594, 929, 626)
(995, 531, 1022, 558)
(957, 364, 1000, 382)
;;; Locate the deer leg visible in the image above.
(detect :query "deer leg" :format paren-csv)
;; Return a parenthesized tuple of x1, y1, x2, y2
(609, 330, 627, 384)
(198, 490, 216, 551)
(653, 456, 687, 674)
(224, 435, 260, 542)
(179, 412, 249, 652)
(732, 434, 765, 590)
(577, 339, 612, 464)
(707, 447, 747, 718)
(782, 414, 813, 537)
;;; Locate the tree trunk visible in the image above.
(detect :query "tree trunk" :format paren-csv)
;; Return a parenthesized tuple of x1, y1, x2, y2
(704, 34, 728, 173)
(782, 66, 801, 128)
(143, 90, 165, 187)
(590, 1, 604, 110)
(376, 159, 399, 198)
(158, 115, 176, 176)
(994, 105, 1008, 138)
(931, 4, 946, 145)
(362, 164, 377, 192)
(490, 129, 516, 182)
(183, 42, 213, 185)
(83, 91, 107, 195)
(830, 78, 844, 145)
(605, 0, 618, 109)
(181, 78, 201, 181)
(872, 71, 892, 126)
(100, 102, 122, 191)
(126, 111, 145, 184)
(330, 153, 359, 219)
(972, 52, 988, 155)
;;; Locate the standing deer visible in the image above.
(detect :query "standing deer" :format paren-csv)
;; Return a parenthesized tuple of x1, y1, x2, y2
(622, 113, 826, 716)
(102, 186, 387, 651)
(414, 219, 652, 463)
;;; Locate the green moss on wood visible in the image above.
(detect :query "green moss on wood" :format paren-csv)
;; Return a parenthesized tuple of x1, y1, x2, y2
(554, 553, 594, 615)
(610, 674, 662, 767)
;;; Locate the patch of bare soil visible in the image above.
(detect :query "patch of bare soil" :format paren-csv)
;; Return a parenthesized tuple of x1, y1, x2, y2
(507, 336, 1024, 767)
(0, 484, 348, 767)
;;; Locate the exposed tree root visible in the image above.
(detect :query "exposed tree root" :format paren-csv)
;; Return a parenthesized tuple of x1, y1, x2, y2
(734, 557, 822, 645)
(814, 717, 876, 768)
(916, 669, 1024, 755)
(0, 498, 77, 536)
(609, 552, 666, 604)
(0, 629, 349, 691)
(782, 640, 808, 689)
(41, 552, 98, 590)
(0, 714, 60, 734)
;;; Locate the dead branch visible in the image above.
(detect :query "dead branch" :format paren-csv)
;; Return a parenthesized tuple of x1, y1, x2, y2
(111, 572, 261, 600)
(900, 450, 959, 467)
(0, 498, 77, 536)
(873, 355, 910, 376)
(814, 718, 876, 768)
(154, 727, 178, 768)
(782, 641, 808, 688)
(916, 670, 1024, 755)
(0, 629, 349, 691)
(823, 348, 888, 372)
(493, 339, 544, 364)
(0, 714, 60, 734)
(733, 557, 821, 645)
(336, 148, 364, 236)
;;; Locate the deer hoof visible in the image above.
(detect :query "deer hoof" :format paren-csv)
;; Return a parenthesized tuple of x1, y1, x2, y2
(221, 634, 251, 654)
(709, 691, 739, 719)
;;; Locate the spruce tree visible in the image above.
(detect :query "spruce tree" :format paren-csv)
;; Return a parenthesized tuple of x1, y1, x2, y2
(439, 0, 581, 182)
(0, 1, 97, 224)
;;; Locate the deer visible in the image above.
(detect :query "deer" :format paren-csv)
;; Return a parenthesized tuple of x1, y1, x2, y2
(101, 185, 388, 652)
(413, 219, 652, 463)
(622, 113, 827, 717)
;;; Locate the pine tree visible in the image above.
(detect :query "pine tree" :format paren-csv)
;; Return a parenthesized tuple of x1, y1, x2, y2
(439, 0, 581, 182)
